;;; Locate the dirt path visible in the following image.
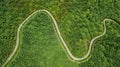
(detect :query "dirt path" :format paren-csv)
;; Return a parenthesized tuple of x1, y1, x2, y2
(2, 10, 118, 67)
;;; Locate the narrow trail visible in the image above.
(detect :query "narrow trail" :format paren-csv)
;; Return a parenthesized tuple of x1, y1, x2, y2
(2, 10, 118, 67)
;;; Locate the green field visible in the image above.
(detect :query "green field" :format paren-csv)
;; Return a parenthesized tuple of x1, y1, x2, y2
(0, 0, 120, 67)
(6, 12, 79, 67)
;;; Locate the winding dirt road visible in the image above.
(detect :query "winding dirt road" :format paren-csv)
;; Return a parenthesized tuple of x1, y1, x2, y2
(2, 10, 118, 67)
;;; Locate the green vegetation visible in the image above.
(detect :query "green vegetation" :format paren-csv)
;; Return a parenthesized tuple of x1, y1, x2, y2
(7, 12, 79, 67)
(0, 0, 120, 67)
(79, 21, 120, 67)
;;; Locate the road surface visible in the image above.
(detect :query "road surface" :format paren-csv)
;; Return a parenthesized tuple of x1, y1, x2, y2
(2, 10, 118, 67)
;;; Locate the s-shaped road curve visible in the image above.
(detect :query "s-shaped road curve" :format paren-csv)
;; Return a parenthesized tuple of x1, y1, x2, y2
(2, 10, 119, 67)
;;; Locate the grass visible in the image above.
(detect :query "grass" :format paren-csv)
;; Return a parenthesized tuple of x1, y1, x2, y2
(7, 12, 79, 67)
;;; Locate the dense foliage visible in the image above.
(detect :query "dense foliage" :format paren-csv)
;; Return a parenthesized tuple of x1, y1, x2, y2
(7, 12, 79, 67)
(0, 0, 120, 67)
(79, 21, 120, 67)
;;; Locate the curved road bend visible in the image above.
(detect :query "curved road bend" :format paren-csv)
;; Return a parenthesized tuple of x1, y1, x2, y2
(2, 10, 118, 67)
